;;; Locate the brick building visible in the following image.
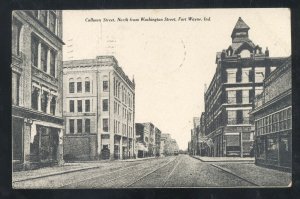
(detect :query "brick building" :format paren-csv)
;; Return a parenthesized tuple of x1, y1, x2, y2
(63, 56, 135, 160)
(12, 10, 64, 170)
(204, 17, 287, 157)
(252, 58, 291, 170)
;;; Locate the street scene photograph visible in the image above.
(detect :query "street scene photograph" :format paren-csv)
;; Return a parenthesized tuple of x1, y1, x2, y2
(11, 8, 292, 188)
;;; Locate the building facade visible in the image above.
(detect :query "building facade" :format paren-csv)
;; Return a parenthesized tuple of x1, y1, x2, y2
(12, 10, 64, 170)
(135, 123, 149, 158)
(204, 17, 287, 157)
(154, 127, 161, 156)
(252, 58, 291, 170)
(190, 117, 200, 155)
(63, 56, 135, 160)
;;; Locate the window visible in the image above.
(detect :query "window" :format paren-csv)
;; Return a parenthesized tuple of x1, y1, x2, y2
(236, 110, 243, 124)
(12, 72, 20, 106)
(69, 119, 74, 134)
(31, 35, 39, 67)
(77, 100, 82, 112)
(242, 110, 250, 124)
(49, 11, 56, 33)
(41, 44, 48, 72)
(12, 19, 22, 56)
(242, 69, 250, 83)
(85, 119, 90, 133)
(242, 90, 249, 104)
(266, 137, 278, 161)
(31, 88, 38, 110)
(227, 110, 236, 125)
(50, 97, 56, 115)
(41, 91, 48, 113)
(240, 49, 250, 58)
(50, 50, 56, 77)
(236, 90, 242, 104)
(77, 82, 82, 93)
(69, 81, 75, 93)
(103, 80, 109, 91)
(103, 119, 109, 132)
(227, 90, 236, 104)
(255, 68, 265, 82)
(40, 10, 47, 26)
(77, 119, 82, 134)
(85, 100, 90, 112)
(85, 81, 90, 93)
(69, 100, 74, 112)
(103, 99, 108, 111)
(227, 71, 236, 83)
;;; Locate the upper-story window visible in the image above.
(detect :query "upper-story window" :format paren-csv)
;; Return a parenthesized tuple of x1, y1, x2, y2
(40, 10, 48, 26)
(50, 50, 56, 77)
(77, 78, 82, 93)
(12, 18, 22, 56)
(69, 119, 74, 134)
(103, 99, 108, 111)
(85, 100, 90, 112)
(227, 71, 236, 83)
(77, 100, 82, 112)
(255, 68, 265, 82)
(41, 44, 48, 72)
(31, 35, 39, 67)
(69, 100, 74, 112)
(85, 119, 90, 133)
(41, 91, 48, 113)
(103, 80, 109, 92)
(85, 78, 90, 93)
(69, 79, 75, 93)
(103, 119, 109, 132)
(77, 119, 82, 134)
(49, 11, 56, 33)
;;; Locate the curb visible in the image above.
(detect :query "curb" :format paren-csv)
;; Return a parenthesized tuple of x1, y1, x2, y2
(192, 156, 254, 163)
(12, 165, 102, 183)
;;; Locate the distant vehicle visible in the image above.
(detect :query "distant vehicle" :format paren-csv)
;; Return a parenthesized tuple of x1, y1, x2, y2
(174, 150, 179, 155)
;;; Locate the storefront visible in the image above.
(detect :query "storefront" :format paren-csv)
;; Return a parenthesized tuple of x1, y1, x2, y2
(12, 106, 64, 171)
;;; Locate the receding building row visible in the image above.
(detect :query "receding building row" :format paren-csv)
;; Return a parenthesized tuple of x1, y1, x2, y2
(135, 122, 161, 158)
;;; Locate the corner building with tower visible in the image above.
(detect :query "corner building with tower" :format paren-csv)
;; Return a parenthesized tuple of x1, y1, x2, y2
(204, 17, 288, 157)
(63, 56, 135, 160)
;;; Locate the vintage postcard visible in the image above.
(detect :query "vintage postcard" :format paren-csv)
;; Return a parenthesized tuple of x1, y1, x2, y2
(11, 8, 291, 188)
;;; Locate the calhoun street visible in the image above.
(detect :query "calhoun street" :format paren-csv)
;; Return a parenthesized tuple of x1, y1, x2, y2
(12, 155, 291, 188)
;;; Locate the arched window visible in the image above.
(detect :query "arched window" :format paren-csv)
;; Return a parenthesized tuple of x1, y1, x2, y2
(85, 77, 90, 93)
(240, 49, 250, 58)
(77, 77, 82, 93)
(69, 78, 74, 93)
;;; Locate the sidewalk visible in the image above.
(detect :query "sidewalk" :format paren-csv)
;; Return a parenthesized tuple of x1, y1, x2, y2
(215, 162, 292, 187)
(12, 157, 156, 182)
(193, 156, 255, 163)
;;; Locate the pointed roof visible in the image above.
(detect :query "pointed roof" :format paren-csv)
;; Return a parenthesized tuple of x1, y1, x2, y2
(233, 17, 250, 30)
(231, 17, 250, 39)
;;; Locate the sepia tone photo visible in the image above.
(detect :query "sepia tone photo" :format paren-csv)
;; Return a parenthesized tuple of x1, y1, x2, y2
(11, 9, 291, 188)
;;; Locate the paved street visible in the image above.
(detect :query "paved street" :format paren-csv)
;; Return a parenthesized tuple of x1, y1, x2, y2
(12, 155, 291, 188)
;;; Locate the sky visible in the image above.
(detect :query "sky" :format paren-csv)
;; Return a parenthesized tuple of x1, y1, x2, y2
(62, 9, 291, 150)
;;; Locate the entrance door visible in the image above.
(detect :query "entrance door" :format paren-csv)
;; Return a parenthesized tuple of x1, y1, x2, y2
(12, 117, 23, 162)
